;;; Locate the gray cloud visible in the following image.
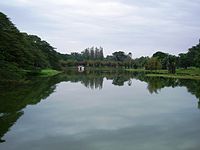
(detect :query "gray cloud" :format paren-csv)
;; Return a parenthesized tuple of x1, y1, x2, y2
(0, 0, 200, 57)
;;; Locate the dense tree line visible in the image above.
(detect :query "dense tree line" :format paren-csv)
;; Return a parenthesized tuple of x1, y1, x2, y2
(1, 11, 200, 80)
(63, 47, 104, 61)
(60, 50, 134, 69)
(61, 40, 200, 73)
(144, 40, 200, 73)
(149, 51, 177, 73)
(179, 40, 200, 68)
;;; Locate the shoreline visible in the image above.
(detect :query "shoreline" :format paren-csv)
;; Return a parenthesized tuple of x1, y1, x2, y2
(126, 68, 200, 80)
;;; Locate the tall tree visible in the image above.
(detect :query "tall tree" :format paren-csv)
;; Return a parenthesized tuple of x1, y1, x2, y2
(145, 57, 162, 70)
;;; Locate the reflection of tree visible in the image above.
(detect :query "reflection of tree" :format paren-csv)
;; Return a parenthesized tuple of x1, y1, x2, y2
(178, 80, 200, 108)
(112, 76, 129, 86)
(143, 77, 178, 94)
(106, 71, 134, 86)
(63, 70, 104, 89)
(81, 77, 103, 90)
(52, 70, 200, 105)
(136, 75, 200, 108)
(0, 76, 61, 142)
(63, 70, 134, 88)
(179, 80, 200, 100)
(0, 112, 23, 143)
(1, 70, 200, 142)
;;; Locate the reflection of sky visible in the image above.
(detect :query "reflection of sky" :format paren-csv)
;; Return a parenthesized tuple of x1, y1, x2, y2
(1, 79, 200, 150)
(0, 0, 200, 57)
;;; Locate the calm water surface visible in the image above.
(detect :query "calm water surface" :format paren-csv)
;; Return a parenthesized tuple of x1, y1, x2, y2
(0, 71, 200, 150)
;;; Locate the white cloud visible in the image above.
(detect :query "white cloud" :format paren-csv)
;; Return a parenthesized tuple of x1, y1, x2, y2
(0, 0, 200, 57)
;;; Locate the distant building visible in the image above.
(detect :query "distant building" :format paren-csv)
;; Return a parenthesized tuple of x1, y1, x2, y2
(78, 65, 85, 72)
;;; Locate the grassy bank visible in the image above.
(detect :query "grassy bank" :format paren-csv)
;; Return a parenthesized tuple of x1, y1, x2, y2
(146, 74, 200, 80)
(126, 69, 168, 74)
(23, 69, 62, 78)
(0, 68, 62, 83)
(126, 68, 200, 80)
(37, 69, 62, 77)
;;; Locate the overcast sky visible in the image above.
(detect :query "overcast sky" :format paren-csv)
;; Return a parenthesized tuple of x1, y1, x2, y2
(0, 0, 200, 57)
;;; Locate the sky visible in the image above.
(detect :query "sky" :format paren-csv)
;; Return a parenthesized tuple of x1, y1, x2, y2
(0, 0, 200, 57)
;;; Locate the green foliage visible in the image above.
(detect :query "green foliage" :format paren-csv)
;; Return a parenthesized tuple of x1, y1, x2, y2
(39, 69, 61, 77)
(166, 55, 177, 74)
(128, 67, 200, 80)
(145, 57, 162, 70)
(178, 53, 190, 69)
(152, 51, 168, 59)
(0, 12, 30, 68)
(134, 56, 150, 68)
(0, 12, 62, 80)
(0, 61, 26, 80)
(112, 51, 130, 61)
(60, 50, 135, 69)
(67, 47, 104, 61)
(184, 41, 200, 68)
(152, 51, 178, 71)
(152, 51, 169, 69)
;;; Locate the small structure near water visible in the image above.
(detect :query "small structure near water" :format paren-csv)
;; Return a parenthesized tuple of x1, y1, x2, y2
(77, 65, 85, 72)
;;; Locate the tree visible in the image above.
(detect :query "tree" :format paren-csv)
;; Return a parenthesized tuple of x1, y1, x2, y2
(145, 57, 162, 70)
(90, 47, 95, 60)
(152, 51, 168, 60)
(134, 56, 150, 68)
(152, 51, 169, 69)
(178, 53, 190, 69)
(99, 47, 104, 60)
(167, 55, 177, 74)
(94, 47, 99, 59)
(82, 48, 90, 60)
(112, 51, 128, 61)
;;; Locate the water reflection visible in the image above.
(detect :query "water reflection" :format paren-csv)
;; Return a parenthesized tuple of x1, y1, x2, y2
(0, 70, 200, 143)
(62, 70, 200, 107)
(63, 70, 134, 87)
(0, 77, 60, 143)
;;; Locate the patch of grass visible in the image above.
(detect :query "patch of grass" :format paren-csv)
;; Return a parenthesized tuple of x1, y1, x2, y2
(126, 69, 168, 74)
(126, 69, 146, 72)
(86, 67, 125, 71)
(127, 68, 200, 80)
(176, 68, 200, 76)
(39, 69, 62, 77)
(146, 74, 200, 80)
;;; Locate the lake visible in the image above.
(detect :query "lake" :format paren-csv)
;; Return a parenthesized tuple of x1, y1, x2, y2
(0, 70, 200, 150)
